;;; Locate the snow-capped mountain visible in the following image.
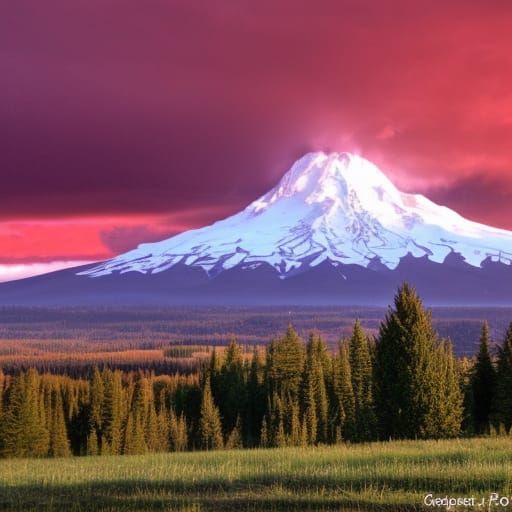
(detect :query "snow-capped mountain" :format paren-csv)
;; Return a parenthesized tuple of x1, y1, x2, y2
(81, 151, 512, 279)
(2, 151, 512, 306)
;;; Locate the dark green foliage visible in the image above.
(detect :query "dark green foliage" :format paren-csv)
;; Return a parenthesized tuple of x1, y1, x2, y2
(1, 284, 508, 459)
(333, 343, 355, 441)
(375, 283, 461, 440)
(225, 415, 243, 449)
(348, 321, 377, 441)
(303, 376, 318, 445)
(88, 367, 104, 450)
(493, 323, 512, 430)
(198, 375, 223, 450)
(169, 410, 188, 451)
(49, 389, 71, 457)
(123, 410, 147, 455)
(216, 338, 246, 437)
(471, 322, 496, 434)
(267, 325, 305, 400)
(433, 340, 463, 438)
(245, 347, 266, 447)
(0, 370, 49, 457)
(101, 369, 123, 455)
(303, 334, 329, 444)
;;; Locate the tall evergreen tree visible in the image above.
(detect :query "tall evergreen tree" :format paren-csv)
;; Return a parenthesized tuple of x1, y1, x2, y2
(432, 340, 463, 438)
(49, 389, 71, 457)
(89, 367, 104, 450)
(86, 429, 99, 456)
(333, 343, 355, 441)
(375, 284, 445, 439)
(0, 370, 49, 457)
(101, 370, 123, 455)
(169, 410, 188, 451)
(246, 347, 266, 447)
(198, 375, 223, 450)
(348, 321, 377, 441)
(471, 321, 496, 434)
(225, 415, 243, 449)
(288, 402, 302, 446)
(493, 323, 512, 430)
(145, 401, 160, 452)
(303, 376, 318, 445)
(308, 334, 330, 443)
(123, 410, 147, 455)
(267, 325, 305, 400)
(217, 337, 246, 436)
(267, 392, 287, 447)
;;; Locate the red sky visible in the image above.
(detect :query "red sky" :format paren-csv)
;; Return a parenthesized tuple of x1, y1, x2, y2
(2, 0, 512, 281)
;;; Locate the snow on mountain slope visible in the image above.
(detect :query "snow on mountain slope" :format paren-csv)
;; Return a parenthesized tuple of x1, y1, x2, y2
(80, 152, 512, 279)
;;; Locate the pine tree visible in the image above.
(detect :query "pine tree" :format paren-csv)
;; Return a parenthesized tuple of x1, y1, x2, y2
(175, 413, 188, 451)
(225, 415, 242, 449)
(49, 389, 71, 457)
(0, 373, 25, 457)
(375, 284, 444, 439)
(145, 402, 160, 452)
(217, 337, 246, 436)
(89, 367, 104, 450)
(101, 370, 123, 455)
(168, 409, 180, 451)
(288, 402, 302, 446)
(348, 321, 377, 441)
(123, 410, 147, 455)
(157, 409, 170, 452)
(433, 340, 463, 438)
(471, 321, 496, 434)
(41, 381, 53, 435)
(334, 343, 355, 441)
(303, 377, 318, 445)
(87, 429, 99, 456)
(274, 416, 287, 448)
(267, 325, 305, 400)
(493, 323, 512, 430)
(303, 334, 329, 444)
(198, 375, 223, 450)
(246, 347, 266, 447)
(132, 372, 151, 420)
(0, 370, 49, 458)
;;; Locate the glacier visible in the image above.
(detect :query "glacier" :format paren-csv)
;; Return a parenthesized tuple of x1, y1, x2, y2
(80, 152, 512, 279)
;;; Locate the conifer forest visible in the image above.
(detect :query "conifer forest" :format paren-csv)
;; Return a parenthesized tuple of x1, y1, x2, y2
(1, 284, 511, 459)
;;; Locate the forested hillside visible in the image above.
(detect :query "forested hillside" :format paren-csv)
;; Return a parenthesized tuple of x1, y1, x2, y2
(1, 284, 511, 458)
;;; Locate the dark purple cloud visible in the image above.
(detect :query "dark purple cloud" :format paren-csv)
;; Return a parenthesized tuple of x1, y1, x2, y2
(1, 0, 512, 274)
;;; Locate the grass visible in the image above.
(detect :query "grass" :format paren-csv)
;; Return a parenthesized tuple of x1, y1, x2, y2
(1, 437, 511, 511)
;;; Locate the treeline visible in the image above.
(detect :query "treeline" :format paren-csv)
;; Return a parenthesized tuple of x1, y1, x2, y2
(0, 284, 511, 458)
(1, 358, 202, 379)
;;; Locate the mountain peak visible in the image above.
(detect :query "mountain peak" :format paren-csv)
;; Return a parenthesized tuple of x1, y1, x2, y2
(80, 151, 512, 279)
(249, 151, 401, 215)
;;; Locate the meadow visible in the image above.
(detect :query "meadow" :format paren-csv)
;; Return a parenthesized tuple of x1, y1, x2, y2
(1, 437, 511, 511)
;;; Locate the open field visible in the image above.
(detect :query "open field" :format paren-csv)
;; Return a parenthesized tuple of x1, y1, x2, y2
(0, 437, 511, 511)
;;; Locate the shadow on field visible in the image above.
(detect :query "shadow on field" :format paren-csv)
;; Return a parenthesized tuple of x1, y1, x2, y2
(0, 478, 426, 512)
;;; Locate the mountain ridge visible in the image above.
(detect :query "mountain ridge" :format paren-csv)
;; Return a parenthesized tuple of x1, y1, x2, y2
(2, 151, 512, 306)
(80, 151, 512, 279)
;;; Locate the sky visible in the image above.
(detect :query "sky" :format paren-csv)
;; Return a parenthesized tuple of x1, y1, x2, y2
(2, 0, 512, 282)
